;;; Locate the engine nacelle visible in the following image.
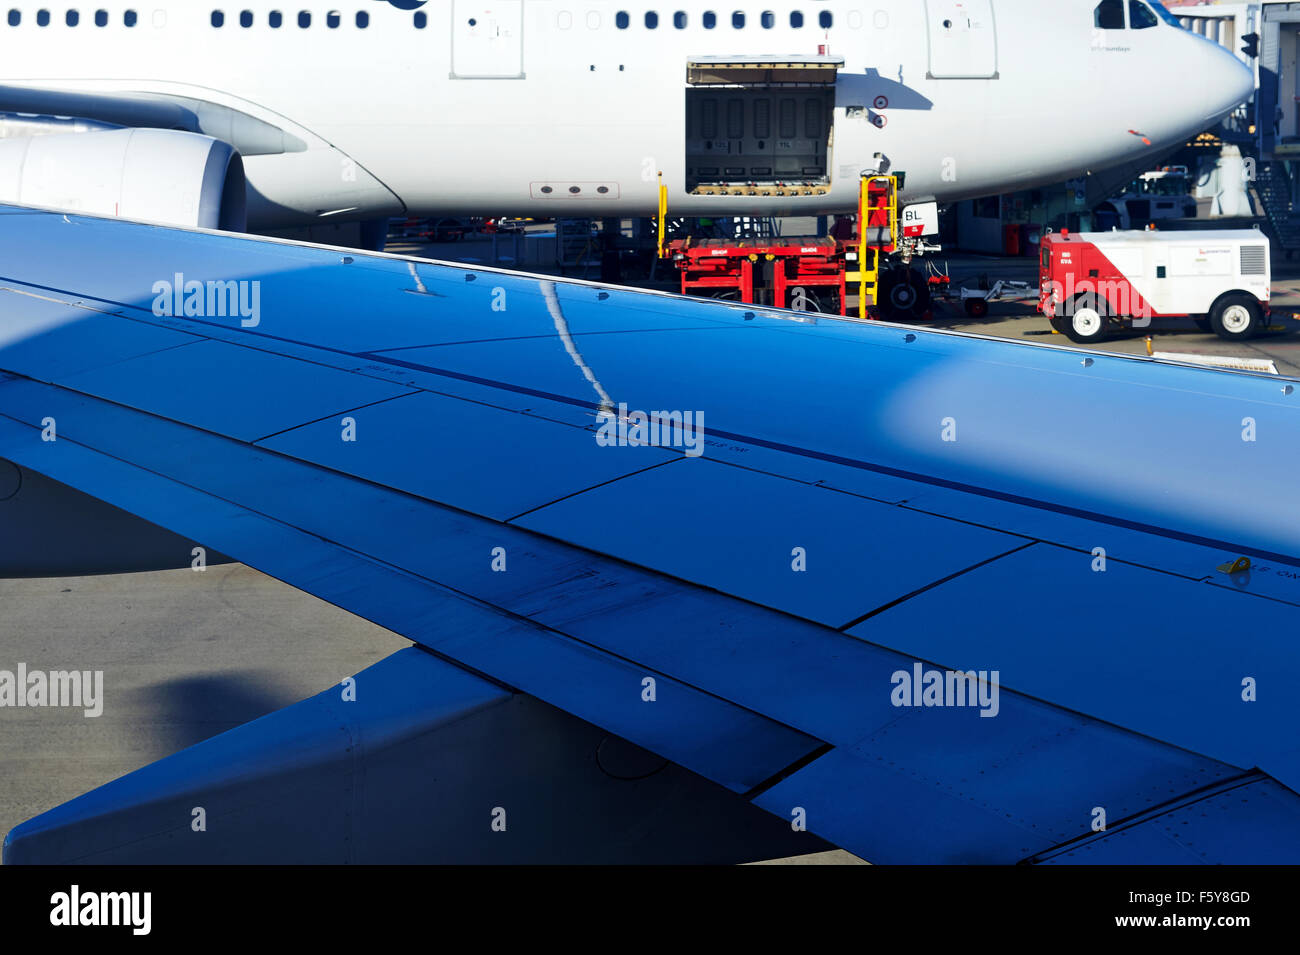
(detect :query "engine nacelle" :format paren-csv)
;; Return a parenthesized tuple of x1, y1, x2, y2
(0, 127, 245, 231)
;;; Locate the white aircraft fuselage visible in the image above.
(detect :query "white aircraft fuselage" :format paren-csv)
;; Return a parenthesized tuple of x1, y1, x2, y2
(0, 0, 1255, 229)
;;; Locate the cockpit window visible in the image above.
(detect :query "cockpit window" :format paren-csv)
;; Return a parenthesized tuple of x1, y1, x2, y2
(1149, 1, 1185, 29)
(1094, 0, 1125, 30)
(1129, 1, 1158, 29)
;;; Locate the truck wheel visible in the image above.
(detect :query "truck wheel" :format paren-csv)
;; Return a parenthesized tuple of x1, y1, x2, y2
(964, 298, 990, 319)
(1210, 294, 1262, 341)
(1064, 295, 1109, 344)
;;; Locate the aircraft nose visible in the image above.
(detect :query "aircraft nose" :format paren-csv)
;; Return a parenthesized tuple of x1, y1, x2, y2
(1198, 42, 1255, 124)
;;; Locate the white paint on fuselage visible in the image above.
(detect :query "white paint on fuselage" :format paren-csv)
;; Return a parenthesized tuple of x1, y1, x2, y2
(0, 1, 1254, 224)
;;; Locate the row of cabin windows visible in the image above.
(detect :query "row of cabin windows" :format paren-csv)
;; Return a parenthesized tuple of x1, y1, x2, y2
(2, 8, 838, 31)
(5, 9, 138, 25)
(0, 9, 379, 28)
(617, 11, 833, 30)
(210, 10, 372, 28)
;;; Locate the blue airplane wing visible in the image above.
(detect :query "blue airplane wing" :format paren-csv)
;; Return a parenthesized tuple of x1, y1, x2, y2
(1, 206, 1298, 863)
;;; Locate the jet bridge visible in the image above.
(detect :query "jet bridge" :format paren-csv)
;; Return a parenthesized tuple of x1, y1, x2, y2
(685, 55, 842, 197)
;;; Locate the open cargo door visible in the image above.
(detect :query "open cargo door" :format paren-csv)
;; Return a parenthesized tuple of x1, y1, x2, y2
(685, 55, 843, 197)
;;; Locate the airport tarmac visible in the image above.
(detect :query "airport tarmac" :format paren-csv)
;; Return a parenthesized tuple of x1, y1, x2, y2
(2, 232, 1291, 866)
(0, 564, 404, 859)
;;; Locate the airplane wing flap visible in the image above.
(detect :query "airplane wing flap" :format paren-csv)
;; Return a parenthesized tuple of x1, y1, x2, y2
(511, 456, 1030, 628)
(898, 481, 1300, 607)
(753, 748, 1280, 865)
(852, 543, 1300, 783)
(257, 388, 679, 521)
(0, 288, 201, 378)
(1028, 776, 1300, 864)
(57, 338, 416, 442)
(748, 653, 1300, 864)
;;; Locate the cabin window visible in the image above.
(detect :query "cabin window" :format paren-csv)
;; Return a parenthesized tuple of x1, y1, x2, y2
(674, 11, 687, 28)
(703, 10, 716, 28)
(7, 9, 18, 24)
(645, 11, 658, 28)
(616, 11, 629, 28)
(66, 8, 78, 25)
(1129, 1, 1158, 29)
(94, 9, 106, 26)
(269, 9, 282, 27)
(124, 9, 135, 25)
(732, 11, 745, 28)
(356, 10, 368, 28)
(1094, 0, 1125, 29)
(36, 9, 49, 26)
(240, 10, 252, 27)
(326, 10, 340, 28)
(790, 11, 803, 27)
(819, 11, 832, 28)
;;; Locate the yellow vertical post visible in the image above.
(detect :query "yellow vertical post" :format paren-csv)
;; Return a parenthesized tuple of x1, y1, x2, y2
(856, 173, 899, 319)
(657, 172, 668, 258)
(858, 174, 870, 320)
(887, 174, 899, 254)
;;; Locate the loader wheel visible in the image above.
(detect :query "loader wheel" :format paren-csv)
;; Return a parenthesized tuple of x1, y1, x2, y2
(878, 268, 932, 322)
(1210, 294, 1262, 341)
(964, 298, 990, 319)
(1064, 294, 1109, 344)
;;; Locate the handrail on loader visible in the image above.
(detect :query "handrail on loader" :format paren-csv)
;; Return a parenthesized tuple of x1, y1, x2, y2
(657, 171, 669, 259)
(857, 173, 898, 320)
